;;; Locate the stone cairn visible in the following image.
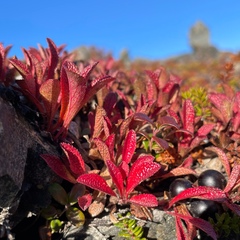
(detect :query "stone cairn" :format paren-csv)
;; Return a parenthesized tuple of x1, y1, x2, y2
(189, 21, 218, 59)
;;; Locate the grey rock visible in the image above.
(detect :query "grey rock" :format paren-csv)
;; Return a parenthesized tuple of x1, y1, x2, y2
(146, 210, 176, 240)
(189, 21, 210, 50)
(189, 21, 219, 60)
(0, 92, 60, 228)
(63, 209, 177, 240)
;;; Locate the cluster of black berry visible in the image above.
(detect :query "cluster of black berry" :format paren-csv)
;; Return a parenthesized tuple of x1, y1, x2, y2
(169, 169, 226, 220)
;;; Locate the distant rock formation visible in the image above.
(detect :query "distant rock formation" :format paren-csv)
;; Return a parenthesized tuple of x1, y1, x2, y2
(189, 21, 219, 59)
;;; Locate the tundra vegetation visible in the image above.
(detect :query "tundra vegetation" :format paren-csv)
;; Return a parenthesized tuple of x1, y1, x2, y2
(0, 39, 240, 240)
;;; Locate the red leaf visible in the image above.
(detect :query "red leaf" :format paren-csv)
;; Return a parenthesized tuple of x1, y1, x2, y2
(168, 186, 227, 208)
(175, 217, 187, 240)
(145, 74, 157, 102)
(41, 154, 76, 183)
(84, 75, 115, 105)
(80, 61, 98, 79)
(105, 134, 115, 161)
(92, 106, 106, 138)
(59, 61, 87, 129)
(159, 115, 180, 129)
(129, 193, 158, 207)
(39, 79, 60, 129)
(103, 115, 111, 137)
(126, 156, 160, 196)
(46, 38, 59, 80)
(152, 136, 169, 150)
(180, 156, 194, 168)
(224, 201, 240, 216)
(197, 123, 215, 136)
(145, 69, 161, 89)
(94, 138, 111, 162)
(205, 146, 231, 176)
(78, 194, 92, 211)
(9, 58, 32, 80)
(77, 173, 116, 196)
(119, 116, 133, 140)
(106, 160, 124, 197)
(60, 143, 85, 176)
(190, 123, 215, 149)
(182, 99, 195, 133)
(224, 163, 240, 193)
(174, 206, 197, 240)
(103, 92, 118, 116)
(170, 212, 217, 240)
(133, 112, 154, 125)
(232, 112, 240, 132)
(160, 167, 197, 179)
(209, 93, 232, 123)
(122, 129, 136, 164)
(119, 161, 129, 179)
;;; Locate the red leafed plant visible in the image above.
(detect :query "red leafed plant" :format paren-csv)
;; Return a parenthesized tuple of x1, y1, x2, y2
(176, 99, 215, 157)
(41, 142, 94, 210)
(53, 60, 115, 138)
(8, 38, 114, 139)
(209, 90, 240, 141)
(41, 130, 160, 210)
(77, 129, 161, 207)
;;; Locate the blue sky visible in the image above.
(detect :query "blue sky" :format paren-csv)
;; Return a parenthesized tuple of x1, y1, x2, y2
(1, 1, 240, 60)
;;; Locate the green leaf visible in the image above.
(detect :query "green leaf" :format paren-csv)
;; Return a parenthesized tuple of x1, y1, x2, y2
(41, 205, 60, 220)
(68, 183, 86, 205)
(48, 183, 68, 206)
(50, 219, 63, 233)
(66, 207, 85, 227)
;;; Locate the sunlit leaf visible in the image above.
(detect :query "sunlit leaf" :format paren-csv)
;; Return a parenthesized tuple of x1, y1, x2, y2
(169, 212, 217, 240)
(126, 156, 160, 196)
(78, 194, 92, 211)
(77, 173, 116, 196)
(66, 207, 85, 227)
(94, 138, 111, 162)
(60, 142, 86, 176)
(182, 99, 195, 134)
(122, 129, 136, 164)
(206, 146, 231, 176)
(224, 163, 240, 193)
(39, 79, 60, 129)
(46, 38, 59, 80)
(129, 193, 158, 207)
(168, 186, 227, 208)
(106, 160, 124, 197)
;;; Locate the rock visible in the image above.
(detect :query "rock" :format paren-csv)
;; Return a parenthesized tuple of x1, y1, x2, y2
(63, 209, 176, 240)
(0, 89, 61, 230)
(189, 21, 219, 60)
(189, 21, 210, 50)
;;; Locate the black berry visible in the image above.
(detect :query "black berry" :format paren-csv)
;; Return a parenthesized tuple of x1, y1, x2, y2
(169, 178, 192, 198)
(198, 169, 226, 189)
(189, 199, 222, 220)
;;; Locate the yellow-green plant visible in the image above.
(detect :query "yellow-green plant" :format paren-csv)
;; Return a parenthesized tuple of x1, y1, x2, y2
(182, 87, 211, 119)
(114, 212, 147, 240)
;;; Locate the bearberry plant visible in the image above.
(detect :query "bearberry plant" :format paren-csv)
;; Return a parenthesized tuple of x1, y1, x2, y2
(1, 39, 240, 240)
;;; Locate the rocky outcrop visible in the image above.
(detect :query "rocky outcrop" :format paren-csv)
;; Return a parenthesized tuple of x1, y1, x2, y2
(189, 21, 219, 60)
(0, 87, 60, 235)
